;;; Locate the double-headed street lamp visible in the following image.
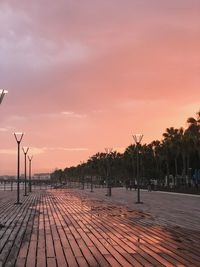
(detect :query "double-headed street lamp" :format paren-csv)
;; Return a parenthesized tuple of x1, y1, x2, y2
(28, 155, 33, 193)
(133, 134, 143, 204)
(22, 146, 29, 196)
(105, 147, 113, 197)
(14, 132, 24, 204)
(0, 89, 8, 105)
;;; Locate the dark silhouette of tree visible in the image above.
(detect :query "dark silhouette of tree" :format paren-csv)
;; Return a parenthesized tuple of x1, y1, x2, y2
(51, 110, 200, 189)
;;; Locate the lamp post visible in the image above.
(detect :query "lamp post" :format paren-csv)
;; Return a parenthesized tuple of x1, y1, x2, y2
(105, 147, 113, 197)
(0, 89, 8, 226)
(80, 161, 85, 190)
(0, 89, 8, 105)
(14, 132, 24, 204)
(28, 155, 33, 192)
(133, 134, 143, 204)
(22, 146, 29, 196)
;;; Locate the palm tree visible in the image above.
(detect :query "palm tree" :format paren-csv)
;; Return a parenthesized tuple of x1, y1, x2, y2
(163, 127, 181, 181)
(59, 110, 199, 191)
(187, 110, 200, 160)
(151, 140, 163, 183)
(123, 144, 137, 187)
(176, 127, 196, 185)
(187, 110, 200, 133)
(51, 169, 64, 185)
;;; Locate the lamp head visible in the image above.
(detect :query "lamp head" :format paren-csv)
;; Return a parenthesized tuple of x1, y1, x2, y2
(22, 146, 29, 154)
(0, 89, 8, 104)
(14, 132, 24, 143)
(28, 155, 33, 161)
(133, 134, 143, 145)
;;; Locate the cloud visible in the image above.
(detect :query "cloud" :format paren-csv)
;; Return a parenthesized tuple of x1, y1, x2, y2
(117, 99, 167, 110)
(61, 111, 87, 119)
(0, 146, 88, 156)
(47, 147, 89, 152)
(0, 128, 9, 132)
(0, 149, 16, 155)
(2, 111, 87, 123)
(179, 102, 200, 114)
(7, 115, 26, 122)
(62, 148, 88, 151)
(0, 36, 91, 72)
(0, 3, 92, 74)
(92, 109, 108, 114)
(27, 147, 89, 154)
(0, 147, 45, 155)
(29, 147, 46, 155)
(0, 0, 200, 175)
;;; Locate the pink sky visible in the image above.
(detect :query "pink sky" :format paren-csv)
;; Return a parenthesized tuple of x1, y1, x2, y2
(0, 0, 200, 175)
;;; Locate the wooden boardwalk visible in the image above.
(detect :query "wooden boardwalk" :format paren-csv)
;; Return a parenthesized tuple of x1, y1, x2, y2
(0, 189, 200, 266)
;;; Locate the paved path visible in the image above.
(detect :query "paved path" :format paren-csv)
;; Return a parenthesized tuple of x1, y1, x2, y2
(0, 189, 200, 266)
(78, 187, 200, 231)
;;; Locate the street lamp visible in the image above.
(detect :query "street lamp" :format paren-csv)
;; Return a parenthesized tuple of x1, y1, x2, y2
(0, 89, 8, 105)
(0, 89, 8, 225)
(80, 161, 85, 190)
(22, 146, 29, 196)
(133, 134, 143, 204)
(105, 147, 113, 197)
(28, 155, 33, 192)
(14, 132, 24, 204)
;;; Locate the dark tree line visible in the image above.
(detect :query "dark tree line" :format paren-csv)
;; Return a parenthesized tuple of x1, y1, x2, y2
(51, 110, 200, 188)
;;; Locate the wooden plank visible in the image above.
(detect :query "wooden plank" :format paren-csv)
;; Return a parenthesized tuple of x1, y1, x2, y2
(26, 240, 37, 267)
(1, 189, 200, 267)
(47, 257, 57, 267)
(54, 240, 68, 267)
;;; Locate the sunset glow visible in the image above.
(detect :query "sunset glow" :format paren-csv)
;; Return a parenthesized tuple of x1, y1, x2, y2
(0, 0, 200, 175)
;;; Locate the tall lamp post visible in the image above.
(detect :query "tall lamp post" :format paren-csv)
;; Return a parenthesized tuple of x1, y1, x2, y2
(22, 146, 29, 196)
(133, 134, 143, 204)
(14, 132, 24, 204)
(0, 89, 8, 226)
(28, 155, 33, 192)
(105, 147, 113, 197)
(0, 89, 8, 105)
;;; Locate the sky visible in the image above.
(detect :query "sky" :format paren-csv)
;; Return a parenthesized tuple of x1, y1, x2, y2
(0, 0, 200, 175)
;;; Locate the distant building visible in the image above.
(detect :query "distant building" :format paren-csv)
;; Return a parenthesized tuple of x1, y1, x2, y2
(33, 173, 51, 180)
(0, 175, 16, 181)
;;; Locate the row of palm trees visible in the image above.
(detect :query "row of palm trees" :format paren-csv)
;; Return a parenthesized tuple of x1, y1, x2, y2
(51, 110, 200, 189)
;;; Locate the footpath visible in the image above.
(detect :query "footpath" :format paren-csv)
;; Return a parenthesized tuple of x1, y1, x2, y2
(78, 187, 200, 231)
(0, 188, 199, 266)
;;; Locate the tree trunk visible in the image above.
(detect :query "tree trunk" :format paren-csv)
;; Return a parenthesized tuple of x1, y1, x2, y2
(174, 158, 178, 186)
(181, 152, 186, 185)
(186, 155, 190, 185)
(174, 158, 178, 177)
(166, 161, 170, 187)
